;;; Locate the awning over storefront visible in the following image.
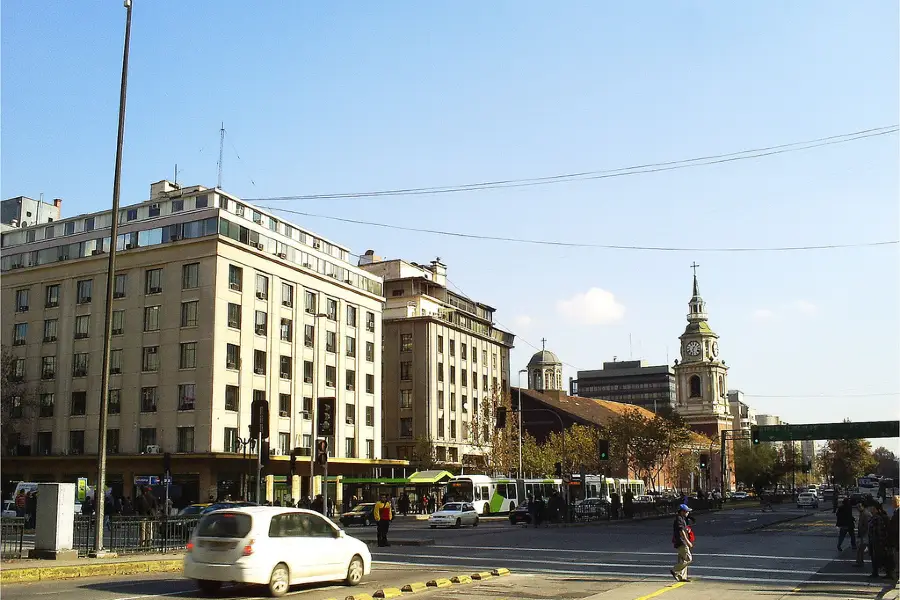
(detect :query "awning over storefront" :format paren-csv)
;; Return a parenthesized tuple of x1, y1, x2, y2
(407, 470, 454, 485)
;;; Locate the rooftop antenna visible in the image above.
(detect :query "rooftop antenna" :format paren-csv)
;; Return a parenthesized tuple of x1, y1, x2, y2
(174, 163, 183, 186)
(217, 122, 225, 189)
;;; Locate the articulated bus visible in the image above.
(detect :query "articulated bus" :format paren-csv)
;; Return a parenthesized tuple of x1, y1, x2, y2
(570, 475, 646, 503)
(446, 475, 563, 515)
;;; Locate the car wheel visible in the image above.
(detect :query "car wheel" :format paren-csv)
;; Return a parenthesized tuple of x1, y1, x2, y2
(455, 518, 462, 528)
(345, 555, 364, 586)
(197, 579, 221, 595)
(268, 563, 290, 597)
(473, 517, 479, 527)
(364, 517, 371, 527)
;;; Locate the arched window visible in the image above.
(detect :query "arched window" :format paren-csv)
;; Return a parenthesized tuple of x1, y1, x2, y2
(689, 375, 702, 398)
(718, 375, 725, 396)
(534, 369, 543, 389)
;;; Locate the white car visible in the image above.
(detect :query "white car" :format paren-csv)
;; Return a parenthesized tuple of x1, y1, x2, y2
(797, 492, 819, 509)
(183, 506, 371, 597)
(428, 502, 479, 528)
(731, 491, 749, 500)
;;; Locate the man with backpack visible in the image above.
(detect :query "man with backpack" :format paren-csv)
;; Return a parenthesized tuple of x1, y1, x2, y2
(671, 504, 694, 582)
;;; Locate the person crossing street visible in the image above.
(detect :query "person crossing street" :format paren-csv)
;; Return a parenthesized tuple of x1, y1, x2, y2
(670, 504, 694, 582)
(374, 494, 393, 547)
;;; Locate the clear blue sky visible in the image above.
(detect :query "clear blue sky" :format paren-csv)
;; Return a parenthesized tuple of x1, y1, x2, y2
(3, 2, 898, 449)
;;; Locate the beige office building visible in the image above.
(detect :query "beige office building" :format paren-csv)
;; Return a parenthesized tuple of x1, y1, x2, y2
(0, 180, 398, 503)
(359, 252, 514, 467)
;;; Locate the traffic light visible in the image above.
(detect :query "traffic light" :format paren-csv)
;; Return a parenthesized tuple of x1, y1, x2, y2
(289, 450, 297, 478)
(162, 452, 171, 475)
(260, 440, 270, 466)
(250, 398, 270, 440)
(554, 462, 562, 478)
(699, 454, 708, 470)
(316, 397, 335, 437)
(495, 406, 507, 429)
(315, 439, 329, 467)
(598, 439, 609, 462)
(751, 427, 760, 445)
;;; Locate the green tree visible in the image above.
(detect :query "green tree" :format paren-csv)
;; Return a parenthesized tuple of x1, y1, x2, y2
(1, 346, 40, 448)
(873, 447, 900, 480)
(820, 438, 877, 486)
(733, 441, 778, 493)
(469, 386, 519, 475)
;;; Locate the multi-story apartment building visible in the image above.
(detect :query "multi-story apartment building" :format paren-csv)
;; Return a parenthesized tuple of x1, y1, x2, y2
(0, 180, 392, 504)
(727, 390, 756, 433)
(1, 196, 62, 232)
(570, 359, 676, 414)
(358, 252, 514, 468)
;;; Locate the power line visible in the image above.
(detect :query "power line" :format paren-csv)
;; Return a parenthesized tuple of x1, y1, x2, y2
(246, 125, 898, 202)
(265, 206, 899, 253)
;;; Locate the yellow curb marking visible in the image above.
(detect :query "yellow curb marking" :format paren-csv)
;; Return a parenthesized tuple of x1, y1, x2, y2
(450, 575, 473, 584)
(1, 560, 182, 584)
(401, 582, 428, 592)
(471, 571, 493, 580)
(491, 568, 511, 576)
(634, 581, 687, 600)
(344, 594, 375, 600)
(373, 588, 403, 598)
(426, 578, 453, 587)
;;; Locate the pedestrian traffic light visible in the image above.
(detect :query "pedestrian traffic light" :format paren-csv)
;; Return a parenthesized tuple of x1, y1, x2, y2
(250, 398, 270, 440)
(260, 440, 270, 466)
(554, 462, 562, 478)
(495, 406, 507, 429)
(598, 439, 609, 461)
(289, 450, 297, 478)
(163, 452, 171, 475)
(316, 397, 335, 437)
(315, 439, 329, 467)
(751, 427, 760, 445)
(699, 454, 708, 470)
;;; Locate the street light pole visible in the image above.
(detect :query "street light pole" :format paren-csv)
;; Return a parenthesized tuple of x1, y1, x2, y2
(308, 312, 327, 499)
(517, 369, 527, 479)
(92, 0, 133, 558)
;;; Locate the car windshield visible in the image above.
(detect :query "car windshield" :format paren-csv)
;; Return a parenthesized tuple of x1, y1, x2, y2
(441, 503, 462, 512)
(196, 512, 252, 538)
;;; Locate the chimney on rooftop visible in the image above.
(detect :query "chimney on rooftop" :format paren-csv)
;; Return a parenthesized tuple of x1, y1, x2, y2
(53, 198, 62, 208)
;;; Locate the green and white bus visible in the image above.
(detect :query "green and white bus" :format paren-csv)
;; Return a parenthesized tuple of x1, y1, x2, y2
(446, 475, 563, 515)
(578, 476, 645, 503)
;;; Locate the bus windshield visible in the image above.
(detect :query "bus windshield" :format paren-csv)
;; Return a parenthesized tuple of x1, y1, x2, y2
(447, 480, 474, 502)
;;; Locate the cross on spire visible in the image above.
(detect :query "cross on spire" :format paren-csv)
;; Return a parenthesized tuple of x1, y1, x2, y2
(541, 338, 547, 351)
(691, 262, 700, 277)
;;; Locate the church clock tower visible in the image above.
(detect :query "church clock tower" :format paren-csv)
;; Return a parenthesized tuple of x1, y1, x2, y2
(673, 263, 732, 439)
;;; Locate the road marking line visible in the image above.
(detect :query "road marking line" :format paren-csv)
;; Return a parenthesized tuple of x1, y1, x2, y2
(634, 582, 686, 600)
(431, 544, 844, 562)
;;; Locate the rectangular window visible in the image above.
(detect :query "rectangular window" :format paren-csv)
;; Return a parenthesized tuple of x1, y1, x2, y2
(143, 306, 160, 331)
(346, 336, 356, 358)
(400, 362, 412, 381)
(401, 333, 413, 352)
(195, 194, 208, 208)
(304, 324, 314, 347)
(450, 419, 457, 439)
(400, 389, 412, 409)
(14, 289, 29, 312)
(108, 310, 123, 335)
(365, 341, 374, 362)
(278, 432, 290, 454)
(225, 385, 239, 411)
(180, 342, 197, 369)
(472, 346, 477, 363)
(181, 301, 199, 327)
(438, 362, 444, 382)
(139, 428, 157, 450)
(73, 352, 89, 377)
(278, 393, 291, 417)
(226, 344, 240, 369)
(437, 335, 445, 354)
(178, 384, 196, 410)
(45, 284, 60, 308)
(449, 340, 455, 357)
(326, 298, 338, 320)
(148, 203, 160, 217)
(227, 303, 241, 328)
(142, 346, 160, 371)
(483, 374, 488, 390)
(345, 437, 356, 458)
(281, 283, 294, 307)
(461, 369, 468, 387)
(41, 356, 56, 380)
(438, 391, 444, 409)
(450, 365, 456, 384)
(343, 306, 356, 329)
(76, 279, 92, 304)
(70, 430, 85, 455)
(141, 387, 158, 412)
(228, 265, 243, 291)
(451, 394, 457, 411)
(302, 396, 312, 415)
(224, 427, 238, 452)
(177, 427, 195, 453)
(37, 431, 52, 455)
(108, 389, 121, 414)
(84, 217, 95, 231)
(305, 290, 316, 314)
(255, 310, 268, 336)
(365, 406, 375, 426)
(400, 418, 413, 438)
(492, 353, 497, 369)
(345, 403, 355, 424)
(437, 417, 445, 439)
(279, 355, 292, 379)
(39, 393, 54, 417)
(366, 373, 375, 394)
(253, 349, 267, 374)
(461, 343, 467, 360)
(326, 331, 336, 353)
(280, 318, 292, 342)
(110, 349, 122, 374)
(366, 439, 374, 459)
(304, 360, 313, 383)
(71, 391, 87, 415)
(171, 199, 183, 213)
(13, 322, 27, 345)
(11, 358, 24, 382)
(43, 319, 58, 342)
(145, 268, 163, 294)
(302, 433, 312, 449)
(366, 311, 375, 332)
(325, 365, 336, 387)
(126, 208, 137, 221)
(256, 274, 268, 299)
(182, 263, 199, 289)
(345, 369, 355, 391)
(483, 349, 488, 364)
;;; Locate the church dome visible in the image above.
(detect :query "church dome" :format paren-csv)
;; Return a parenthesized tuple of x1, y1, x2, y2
(528, 349, 560, 366)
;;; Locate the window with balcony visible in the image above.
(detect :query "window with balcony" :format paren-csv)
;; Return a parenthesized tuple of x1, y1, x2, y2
(177, 427, 195, 453)
(13, 322, 27, 345)
(74, 315, 90, 339)
(43, 319, 58, 342)
(256, 274, 269, 300)
(109, 389, 121, 414)
(145, 268, 163, 294)
(39, 393, 54, 417)
(141, 387, 158, 412)
(225, 385, 239, 411)
(143, 306, 160, 331)
(142, 346, 159, 372)
(71, 391, 87, 415)
(325, 365, 336, 388)
(181, 301, 199, 327)
(346, 336, 356, 358)
(278, 393, 291, 417)
(255, 311, 268, 336)
(346, 369, 355, 391)
(366, 373, 375, 394)
(400, 389, 412, 409)
(366, 311, 375, 332)
(15, 289, 29, 312)
(401, 333, 413, 352)
(73, 352, 89, 377)
(45, 284, 60, 308)
(282, 283, 294, 307)
(178, 384, 196, 410)
(182, 263, 199, 289)
(346, 305, 357, 327)
(226, 344, 240, 369)
(366, 341, 374, 362)
(279, 355, 292, 379)
(303, 360, 313, 383)
(253, 350, 267, 375)
(326, 331, 336, 353)
(180, 342, 197, 369)
(228, 265, 243, 291)
(400, 362, 412, 381)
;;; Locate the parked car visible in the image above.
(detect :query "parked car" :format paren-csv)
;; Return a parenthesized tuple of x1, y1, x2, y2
(1, 500, 17, 518)
(339, 504, 376, 527)
(509, 501, 532, 525)
(731, 491, 749, 500)
(634, 495, 654, 504)
(428, 502, 479, 528)
(573, 498, 609, 520)
(797, 492, 819, 509)
(178, 503, 212, 516)
(184, 506, 371, 597)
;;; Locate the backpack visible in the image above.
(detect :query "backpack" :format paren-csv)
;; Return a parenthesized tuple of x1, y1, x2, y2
(687, 525, 696, 543)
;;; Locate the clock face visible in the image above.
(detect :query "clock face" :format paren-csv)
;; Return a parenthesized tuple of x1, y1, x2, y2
(712, 342, 719, 357)
(686, 341, 702, 356)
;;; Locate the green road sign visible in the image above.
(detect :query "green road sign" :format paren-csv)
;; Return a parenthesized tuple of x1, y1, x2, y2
(756, 420, 899, 442)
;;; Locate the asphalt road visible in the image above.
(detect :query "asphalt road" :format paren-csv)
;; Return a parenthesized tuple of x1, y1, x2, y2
(4, 507, 897, 600)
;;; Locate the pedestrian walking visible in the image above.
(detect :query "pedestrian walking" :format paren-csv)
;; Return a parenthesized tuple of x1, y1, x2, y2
(15, 490, 27, 518)
(868, 502, 890, 578)
(836, 498, 857, 551)
(374, 494, 393, 547)
(670, 504, 694, 582)
(889, 496, 899, 582)
(855, 501, 871, 567)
